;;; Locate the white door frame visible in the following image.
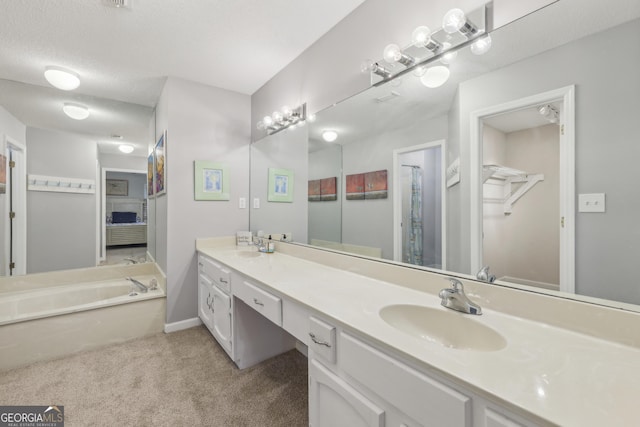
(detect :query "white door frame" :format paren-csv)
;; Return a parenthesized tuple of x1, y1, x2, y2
(469, 85, 575, 293)
(100, 167, 146, 263)
(3, 135, 27, 276)
(393, 139, 447, 269)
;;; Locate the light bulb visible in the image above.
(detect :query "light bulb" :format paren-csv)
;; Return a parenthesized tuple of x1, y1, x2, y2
(307, 114, 317, 123)
(361, 59, 376, 73)
(118, 144, 134, 154)
(440, 42, 457, 65)
(413, 65, 427, 77)
(256, 120, 265, 130)
(470, 35, 492, 55)
(263, 115, 274, 127)
(44, 66, 80, 90)
(322, 130, 338, 142)
(383, 44, 402, 63)
(443, 8, 466, 34)
(282, 105, 292, 118)
(62, 102, 90, 120)
(420, 66, 450, 88)
(272, 111, 283, 123)
(411, 26, 432, 47)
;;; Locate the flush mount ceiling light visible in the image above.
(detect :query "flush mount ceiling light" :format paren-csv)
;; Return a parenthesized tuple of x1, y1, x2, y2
(322, 130, 338, 143)
(420, 65, 450, 88)
(118, 144, 134, 154)
(62, 102, 90, 120)
(44, 66, 80, 91)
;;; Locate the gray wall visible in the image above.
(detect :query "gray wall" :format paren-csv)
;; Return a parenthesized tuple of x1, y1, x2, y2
(250, 128, 308, 242)
(308, 143, 342, 243)
(155, 77, 251, 325)
(26, 127, 97, 273)
(452, 19, 640, 304)
(341, 116, 448, 259)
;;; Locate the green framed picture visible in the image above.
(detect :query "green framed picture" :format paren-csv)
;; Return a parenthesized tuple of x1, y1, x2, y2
(194, 161, 230, 201)
(268, 168, 294, 203)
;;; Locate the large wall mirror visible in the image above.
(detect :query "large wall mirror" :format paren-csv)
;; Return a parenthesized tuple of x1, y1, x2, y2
(250, 0, 640, 311)
(0, 79, 155, 276)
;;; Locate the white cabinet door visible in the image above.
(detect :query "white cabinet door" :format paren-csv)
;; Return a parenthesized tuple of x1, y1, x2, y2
(212, 284, 232, 352)
(309, 359, 385, 427)
(198, 274, 215, 331)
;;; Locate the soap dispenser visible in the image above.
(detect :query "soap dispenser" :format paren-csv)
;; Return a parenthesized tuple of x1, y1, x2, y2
(266, 236, 275, 253)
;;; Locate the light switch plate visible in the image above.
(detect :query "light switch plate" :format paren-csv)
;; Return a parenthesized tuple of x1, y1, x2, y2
(579, 193, 605, 212)
(253, 198, 260, 209)
(238, 197, 246, 209)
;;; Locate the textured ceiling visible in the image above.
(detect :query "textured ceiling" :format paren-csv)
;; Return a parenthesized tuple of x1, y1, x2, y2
(0, 0, 365, 156)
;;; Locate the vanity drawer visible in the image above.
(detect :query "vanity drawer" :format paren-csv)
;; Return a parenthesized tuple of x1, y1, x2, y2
(235, 280, 282, 326)
(339, 332, 471, 427)
(309, 316, 336, 364)
(282, 299, 310, 345)
(198, 255, 231, 293)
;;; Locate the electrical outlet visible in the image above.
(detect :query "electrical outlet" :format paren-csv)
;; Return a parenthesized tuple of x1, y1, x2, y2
(281, 233, 293, 242)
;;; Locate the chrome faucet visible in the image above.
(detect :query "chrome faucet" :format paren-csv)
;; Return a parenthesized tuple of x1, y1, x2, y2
(439, 278, 482, 315)
(476, 266, 496, 283)
(126, 277, 149, 293)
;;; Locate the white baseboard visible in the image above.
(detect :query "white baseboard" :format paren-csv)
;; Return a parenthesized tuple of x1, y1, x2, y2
(164, 317, 202, 333)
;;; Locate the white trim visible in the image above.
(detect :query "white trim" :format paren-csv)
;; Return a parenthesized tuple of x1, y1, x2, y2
(470, 85, 575, 293)
(164, 317, 203, 333)
(3, 135, 27, 276)
(101, 167, 146, 262)
(392, 140, 447, 270)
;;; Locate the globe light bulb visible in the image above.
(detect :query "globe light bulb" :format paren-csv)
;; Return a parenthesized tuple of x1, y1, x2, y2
(440, 43, 458, 65)
(383, 44, 402, 63)
(272, 111, 283, 123)
(256, 120, 265, 130)
(411, 26, 432, 47)
(413, 65, 427, 77)
(420, 66, 450, 88)
(443, 8, 466, 34)
(470, 35, 492, 55)
(263, 115, 274, 127)
(282, 105, 292, 118)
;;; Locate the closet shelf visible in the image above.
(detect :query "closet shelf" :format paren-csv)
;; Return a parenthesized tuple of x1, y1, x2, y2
(482, 164, 544, 214)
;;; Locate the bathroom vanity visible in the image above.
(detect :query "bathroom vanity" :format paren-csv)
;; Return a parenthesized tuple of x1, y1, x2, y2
(196, 237, 640, 427)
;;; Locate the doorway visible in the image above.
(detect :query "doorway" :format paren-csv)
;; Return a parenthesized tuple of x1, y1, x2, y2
(470, 86, 575, 293)
(393, 140, 446, 269)
(2, 135, 26, 276)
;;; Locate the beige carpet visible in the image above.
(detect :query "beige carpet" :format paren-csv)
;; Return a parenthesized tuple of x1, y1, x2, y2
(0, 326, 308, 426)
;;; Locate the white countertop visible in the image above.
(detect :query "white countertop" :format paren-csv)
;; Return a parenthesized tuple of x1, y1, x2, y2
(198, 244, 640, 427)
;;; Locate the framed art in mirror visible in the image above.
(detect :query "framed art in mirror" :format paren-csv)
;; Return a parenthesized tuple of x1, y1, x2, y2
(154, 131, 166, 196)
(268, 168, 294, 202)
(105, 179, 128, 196)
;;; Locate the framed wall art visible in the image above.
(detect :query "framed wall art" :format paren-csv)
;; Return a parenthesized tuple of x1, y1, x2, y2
(154, 131, 166, 196)
(147, 152, 154, 198)
(268, 168, 294, 202)
(105, 179, 128, 196)
(194, 161, 230, 201)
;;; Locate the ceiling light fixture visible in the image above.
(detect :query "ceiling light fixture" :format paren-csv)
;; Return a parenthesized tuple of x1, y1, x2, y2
(44, 66, 80, 91)
(322, 130, 338, 143)
(257, 104, 306, 135)
(62, 102, 90, 120)
(420, 66, 450, 88)
(361, 60, 393, 80)
(118, 144, 134, 154)
(538, 104, 559, 123)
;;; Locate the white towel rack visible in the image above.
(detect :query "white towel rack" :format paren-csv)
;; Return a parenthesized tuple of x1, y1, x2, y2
(483, 165, 543, 214)
(27, 174, 96, 194)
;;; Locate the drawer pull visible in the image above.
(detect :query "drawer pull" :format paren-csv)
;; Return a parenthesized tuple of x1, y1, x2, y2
(253, 298, 264, 306)
(198, 262, 203, 266)
(309, 333, 332, 348)
(206, 293, 214, 312)
(219, 277, 229, 284)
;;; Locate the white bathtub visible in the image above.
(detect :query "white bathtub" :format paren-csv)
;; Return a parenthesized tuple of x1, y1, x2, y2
(0, 278, 163, 326)
(0, 269, 166, 371)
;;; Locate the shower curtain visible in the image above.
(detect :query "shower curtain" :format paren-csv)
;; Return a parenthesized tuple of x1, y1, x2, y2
(405, 166, 423, 266)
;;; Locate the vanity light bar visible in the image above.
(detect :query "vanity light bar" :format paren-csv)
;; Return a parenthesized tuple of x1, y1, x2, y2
(256, 104, 307, 136)
(363, 2, 491, 86)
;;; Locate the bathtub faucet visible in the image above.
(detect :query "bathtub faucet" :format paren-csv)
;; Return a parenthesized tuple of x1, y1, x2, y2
(126, 277, 149, 293)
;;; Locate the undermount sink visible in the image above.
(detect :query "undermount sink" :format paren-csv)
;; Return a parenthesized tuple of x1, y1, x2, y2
(379, 304, 507, 352)
(237, 251, 262, 258)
